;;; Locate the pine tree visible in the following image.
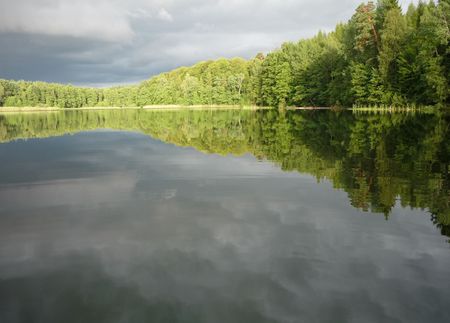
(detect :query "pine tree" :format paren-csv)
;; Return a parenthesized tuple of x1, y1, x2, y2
(376, 0, 401, 31)
(378, 7, 407, 92)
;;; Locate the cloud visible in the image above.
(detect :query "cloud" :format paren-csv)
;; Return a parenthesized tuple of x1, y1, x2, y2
(157, 8, 173, 22)
(0, 0, 421, 85)
(0, 0, 134, 42)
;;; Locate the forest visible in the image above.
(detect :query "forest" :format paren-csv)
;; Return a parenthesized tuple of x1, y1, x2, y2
(0, 0, 449, 109)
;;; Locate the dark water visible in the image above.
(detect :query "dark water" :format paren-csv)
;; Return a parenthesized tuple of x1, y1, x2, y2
(0, 109, 449, 323)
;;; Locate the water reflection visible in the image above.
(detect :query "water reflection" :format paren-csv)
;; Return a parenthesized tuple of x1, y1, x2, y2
(1, 109, 448, 236)
(0, 110, 449, 323)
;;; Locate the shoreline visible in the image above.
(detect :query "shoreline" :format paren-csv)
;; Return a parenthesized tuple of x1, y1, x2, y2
(0, 105, 272, 113)
(0, 105, 340, 113)
(0, 105, 441, 113)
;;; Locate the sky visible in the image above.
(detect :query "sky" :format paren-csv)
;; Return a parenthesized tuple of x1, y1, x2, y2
(0, 0, 419, 87)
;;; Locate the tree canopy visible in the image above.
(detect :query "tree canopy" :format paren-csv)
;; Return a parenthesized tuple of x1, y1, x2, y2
(0, 1, 448, 108)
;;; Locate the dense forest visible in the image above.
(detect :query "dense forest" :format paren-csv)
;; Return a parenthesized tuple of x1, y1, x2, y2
(1, 109, 448, 237)
(0, 0, 449, 108)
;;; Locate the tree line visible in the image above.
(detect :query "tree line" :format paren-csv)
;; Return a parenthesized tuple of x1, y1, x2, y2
(255, 0, 449, 107)
(0, 0, 449, 109)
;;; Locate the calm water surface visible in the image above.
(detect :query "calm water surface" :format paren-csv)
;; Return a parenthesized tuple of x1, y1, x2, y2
(0, 109, 449, 323)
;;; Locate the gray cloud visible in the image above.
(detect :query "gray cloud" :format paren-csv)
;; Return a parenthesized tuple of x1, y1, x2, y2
(0, 0, 135, 41)
(0, 0, 420, 86)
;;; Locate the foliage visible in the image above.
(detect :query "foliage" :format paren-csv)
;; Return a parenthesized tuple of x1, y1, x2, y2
(0, 1, 448, 108)
(136, 58, 251, 106)
(256, 0, 449, 107)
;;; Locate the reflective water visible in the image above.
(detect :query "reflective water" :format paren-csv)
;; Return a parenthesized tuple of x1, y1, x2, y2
(0, 109, 449, 323)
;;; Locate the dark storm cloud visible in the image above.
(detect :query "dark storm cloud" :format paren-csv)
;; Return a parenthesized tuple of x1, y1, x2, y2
(0, 0, 419, 86)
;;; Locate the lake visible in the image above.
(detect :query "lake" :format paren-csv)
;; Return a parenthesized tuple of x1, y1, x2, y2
(0, 109, 449, 323)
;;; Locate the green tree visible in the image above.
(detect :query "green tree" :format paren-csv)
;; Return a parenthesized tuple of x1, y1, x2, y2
(0, 83, 4, 106)
(379, 7, 407, 84)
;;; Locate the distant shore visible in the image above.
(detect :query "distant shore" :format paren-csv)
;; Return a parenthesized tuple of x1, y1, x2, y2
(0, 105, 440, 113)
(0, 105, 274, 113)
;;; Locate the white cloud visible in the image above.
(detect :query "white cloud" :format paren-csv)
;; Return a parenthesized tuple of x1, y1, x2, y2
(157, 8, 173, 22)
